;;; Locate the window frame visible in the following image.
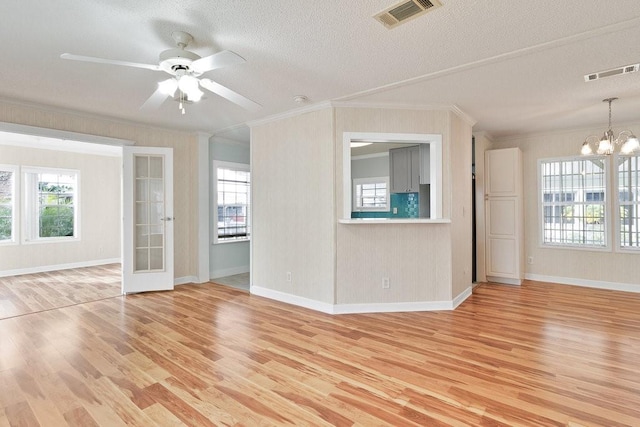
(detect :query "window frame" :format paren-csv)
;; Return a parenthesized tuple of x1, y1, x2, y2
(0, 164, 19, 245)
(22, 166, 80, 244)
(212, 160, 250, 244)
(352, 176, 390, 212)
(615, 154, 640, 253)
(538, 156, 610, 251)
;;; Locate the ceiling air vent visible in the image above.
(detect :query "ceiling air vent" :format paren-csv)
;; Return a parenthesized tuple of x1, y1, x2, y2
(584, 63, 640, 82)
(374, 0, 442, 29)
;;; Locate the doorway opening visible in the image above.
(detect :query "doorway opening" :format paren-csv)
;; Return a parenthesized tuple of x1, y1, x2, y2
(0, 124, 127, 315)
(209, 131, 251, 291)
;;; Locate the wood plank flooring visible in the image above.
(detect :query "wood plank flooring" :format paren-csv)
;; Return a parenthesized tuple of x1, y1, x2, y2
(1, 280, 640, 426)
(0, 264, 121, 320)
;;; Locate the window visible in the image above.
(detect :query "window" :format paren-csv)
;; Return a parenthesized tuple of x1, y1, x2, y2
(213, 161, 250, 243)
(540, 157, 607, 247)
(23, 167, 79, 241)
(542, 192, 574, 224)
(618, 155, 640, 249)
(353, 177, 390, 212)
(0, 165, 17, 243)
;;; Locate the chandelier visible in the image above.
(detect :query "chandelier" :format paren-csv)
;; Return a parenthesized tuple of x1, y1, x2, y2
(581, 98, 640, 155)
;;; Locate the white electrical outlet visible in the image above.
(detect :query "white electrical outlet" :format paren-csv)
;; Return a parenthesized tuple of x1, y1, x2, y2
(393, 207, 398, 214)
(286, 272, 292, 282)
(382, 277, 390, 289)
(528, 256, 534, 265)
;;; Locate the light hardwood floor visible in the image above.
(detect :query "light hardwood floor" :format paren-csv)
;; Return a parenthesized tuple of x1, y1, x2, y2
(1, 280, 639, 426)
(0, 264, 121, 320)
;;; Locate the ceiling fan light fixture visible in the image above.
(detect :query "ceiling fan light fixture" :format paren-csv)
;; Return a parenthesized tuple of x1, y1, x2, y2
(189, 88, 204, 102)
(158, 79, 178, 96)
(176, 75, 204, 102)
(178, 75, 198, 93)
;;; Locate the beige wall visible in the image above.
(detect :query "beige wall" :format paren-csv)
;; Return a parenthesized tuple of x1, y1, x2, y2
(0, 100, 200, 279)
(334, 107, 467, 304)
(251, 108, 336, 303)
(0, 145, 120, 271)
(492, 123, 640, 288)
(251, 105, 474, 308)
(449, 113, 473, 297)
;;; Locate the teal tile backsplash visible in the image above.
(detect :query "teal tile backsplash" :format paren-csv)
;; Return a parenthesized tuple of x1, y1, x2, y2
(351, 192, 419, 219)
(391, 193, 419, 218)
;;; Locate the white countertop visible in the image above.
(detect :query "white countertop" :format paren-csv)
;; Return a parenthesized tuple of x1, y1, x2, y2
(339, 218, 451, 224)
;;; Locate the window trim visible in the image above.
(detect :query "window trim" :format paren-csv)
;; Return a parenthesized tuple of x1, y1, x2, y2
(212, 160, 250, 245)
(0, 164, 19, 245)
(614, 153, 640, 253)
(352, 176, 390, 212)
(22, 166, 80, 244)
(537, 156, 610, 251)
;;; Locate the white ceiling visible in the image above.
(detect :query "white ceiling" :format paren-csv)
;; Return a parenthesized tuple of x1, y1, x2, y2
(3, 0, 640, 141)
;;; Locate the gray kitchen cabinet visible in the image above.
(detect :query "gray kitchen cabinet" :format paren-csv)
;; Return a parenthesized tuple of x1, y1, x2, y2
(389, 145, 420, 193)
(419, 144, 430, 184)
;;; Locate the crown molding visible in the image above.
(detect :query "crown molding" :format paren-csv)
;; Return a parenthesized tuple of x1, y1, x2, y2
(247, 100, 477, 129)
(331, 101, 476, 126)
(493, 119, 640, 143)
(247, 101, 333, 128)
(0, 96, 209, 137)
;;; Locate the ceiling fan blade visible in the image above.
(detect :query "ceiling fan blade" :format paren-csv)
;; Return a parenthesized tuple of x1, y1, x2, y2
(199, 78, 261, 111)
(140, 84, 170, 110)
(191, 50, 246, 74)
(60, 53, 160, 71)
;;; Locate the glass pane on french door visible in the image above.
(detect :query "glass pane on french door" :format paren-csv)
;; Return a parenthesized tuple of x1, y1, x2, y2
(134, 155, 165, 272)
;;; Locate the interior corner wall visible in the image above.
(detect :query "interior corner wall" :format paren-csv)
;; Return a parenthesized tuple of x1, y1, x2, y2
(209, 136, 250, 278)
(0, 101, 200, 280)
(449, 113, 473, 298)
(250, 108, 336, 304)
(492, 124, 640, 289)
(472, 132, 493, 283)
(334, 107, 454, 304)
(0, 145, 120, 273)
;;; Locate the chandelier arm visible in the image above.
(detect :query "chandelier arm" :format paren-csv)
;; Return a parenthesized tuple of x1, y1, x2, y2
(618, 130, 633, 140)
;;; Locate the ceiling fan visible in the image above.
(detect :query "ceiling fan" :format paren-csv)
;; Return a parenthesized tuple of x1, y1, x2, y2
(61, 31, 261, 114)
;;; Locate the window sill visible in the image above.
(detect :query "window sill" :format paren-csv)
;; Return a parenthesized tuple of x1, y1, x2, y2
(212, 239, 250, 245)
(339, 218, 450, 224)
(23, 237, 80, 245)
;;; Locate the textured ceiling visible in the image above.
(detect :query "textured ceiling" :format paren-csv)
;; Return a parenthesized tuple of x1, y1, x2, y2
(2, 0, 640, 141)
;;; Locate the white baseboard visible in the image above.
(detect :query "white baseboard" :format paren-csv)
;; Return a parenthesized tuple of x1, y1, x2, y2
(332, 300, 453, 314)
(525, 273, 640, 293)
(175, 276, 199, 286)
(452, 286, 473, 309)
(210, 265, 250, 279)
(251, 286, 334, 314)
(0, 258, 121, 278)
(487, 276, 522, 286)
(251, 285, 474, 315)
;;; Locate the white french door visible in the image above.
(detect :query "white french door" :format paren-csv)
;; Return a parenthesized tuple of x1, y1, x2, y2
(122, 146, 174, 293)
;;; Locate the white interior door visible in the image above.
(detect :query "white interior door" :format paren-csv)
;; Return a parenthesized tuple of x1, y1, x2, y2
(122, 146, 174, 293)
